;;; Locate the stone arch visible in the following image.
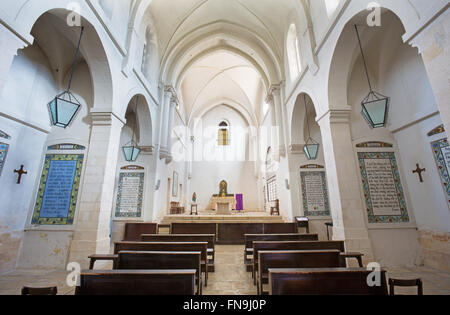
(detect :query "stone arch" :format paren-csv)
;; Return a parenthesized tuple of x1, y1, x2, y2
(326, 2, 421, 111)
(13, 3, 114, 112)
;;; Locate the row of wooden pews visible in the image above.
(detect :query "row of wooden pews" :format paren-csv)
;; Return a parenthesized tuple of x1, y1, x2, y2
(79, 223, 216, 295)
(242, 232, 390, 295)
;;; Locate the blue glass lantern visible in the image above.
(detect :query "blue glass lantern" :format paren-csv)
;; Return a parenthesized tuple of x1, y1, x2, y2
(47, 27, 84, 128)
(47, 91, 81, 128)
(123, 140, 141, 162)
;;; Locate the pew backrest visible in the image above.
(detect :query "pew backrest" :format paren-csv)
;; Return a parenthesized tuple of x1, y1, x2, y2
(123, 223, 158, 241)
(258, 250, 342, 276)
(117, 251, 201, 272)
(263, 223, 297, 234)
(253, 240, 345, 264)
(75, 270, 196, 295)
(141, 234, 215, 249)
(171, 223, 217, 236)
(114, 241, 208, 261)
(245, 234, 319, 250)
(269, 268, 388, 295)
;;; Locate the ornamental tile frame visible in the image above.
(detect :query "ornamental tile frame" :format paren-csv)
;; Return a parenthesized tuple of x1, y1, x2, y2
(0, 142, 9, 177)
(357, 152, 410, 224)
(431, 138, 450, 208)
(115, 172, 145, 218)
(32, 154, 84, 225)
(300, 170, 331, 217)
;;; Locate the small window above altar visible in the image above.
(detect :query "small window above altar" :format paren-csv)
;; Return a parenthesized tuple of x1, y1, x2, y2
(218, 121, 230, 146)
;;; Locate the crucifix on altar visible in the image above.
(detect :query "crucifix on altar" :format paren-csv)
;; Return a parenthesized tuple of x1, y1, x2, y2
(211, 180, 236, 215)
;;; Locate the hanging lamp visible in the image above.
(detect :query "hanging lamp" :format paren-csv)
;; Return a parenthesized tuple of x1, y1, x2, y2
(47, 27, 85, 128)
(355, 25, 389, 128)
(303, 95, 319, 160)
(122, 96, 141, 162)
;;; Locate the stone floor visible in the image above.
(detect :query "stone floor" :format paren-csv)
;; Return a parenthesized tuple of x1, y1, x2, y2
(0, 245, 449, 295)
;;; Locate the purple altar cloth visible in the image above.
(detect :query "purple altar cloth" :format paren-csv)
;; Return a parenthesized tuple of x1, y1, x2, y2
(236, 194, 243, 211)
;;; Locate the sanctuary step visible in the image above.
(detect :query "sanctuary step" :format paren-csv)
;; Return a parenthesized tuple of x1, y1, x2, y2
(161, 211, 284, 225)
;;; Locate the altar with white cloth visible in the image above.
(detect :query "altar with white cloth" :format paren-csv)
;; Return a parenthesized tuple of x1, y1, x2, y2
(211, 196, 236, 215)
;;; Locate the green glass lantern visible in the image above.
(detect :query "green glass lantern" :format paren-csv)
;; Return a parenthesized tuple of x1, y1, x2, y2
(47, 91, 82, 128)
(303, 95, 319, 160)
(355, 25, 389, 128)
(123, 140, 141, 162)
(47, 27, 84, 128)
(361, 91, 389, 128)
(304, 138, 319, 160)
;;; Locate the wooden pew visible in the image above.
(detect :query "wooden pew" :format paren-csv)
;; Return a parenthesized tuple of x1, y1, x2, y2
(141, 234, 216, 272)
(113, 241, 209, 286)
(244, 234, 319, 270)
(263, 223, 297, 234)
(257, 250, 341, 295)
(269, 268, 388, 295)
(123, 223, 157, 241)
(117, 251, 203, 295)
(75, 270, 196, 295)
(171, 223, 217, 237)
(252, 240, 363, 281)
(218, 223, 264, 245)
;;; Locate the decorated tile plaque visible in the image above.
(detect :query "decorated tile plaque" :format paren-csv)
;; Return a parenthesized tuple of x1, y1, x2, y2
(358, 152, 409, 223)
(115, 172, 144, 218)
(431, 138, 450, 208)
(32, 154, 84, 225)
(300, 171, 330, 216)
(0, 143, 9, 176)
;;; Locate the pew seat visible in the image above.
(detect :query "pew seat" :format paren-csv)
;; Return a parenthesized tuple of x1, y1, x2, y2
(269, 268, 388, 295)
(258, 250, 341, 295)
(75, 270, 196, 295)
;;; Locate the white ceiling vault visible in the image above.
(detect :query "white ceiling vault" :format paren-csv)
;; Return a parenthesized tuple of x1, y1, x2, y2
(140, 0, 302, 125)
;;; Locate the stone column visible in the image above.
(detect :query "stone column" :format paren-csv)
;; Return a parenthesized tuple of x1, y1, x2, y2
(0, 24, 28, 96)
(410, 10, 450, 133)
(317, 109, 374, 263)
(68, 112, 124, 268)
(159, 86, 176, 160)
(267, 84, 286, 157)
(166, 94, 178, 164)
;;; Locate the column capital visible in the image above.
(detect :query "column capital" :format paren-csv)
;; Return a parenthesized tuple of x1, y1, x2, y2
(316, 108, 352, 125)
(90, 111, 125, 126)
(267, 82, 284, 97)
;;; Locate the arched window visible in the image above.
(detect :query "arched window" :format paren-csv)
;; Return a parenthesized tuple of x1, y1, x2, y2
(287, 24, 302, 81)
(218, 121, 230, 146)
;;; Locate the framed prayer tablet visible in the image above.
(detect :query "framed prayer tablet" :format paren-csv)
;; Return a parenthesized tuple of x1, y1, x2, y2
(32, 154, 84, 225)
(300, 170, 330, 216)
(0, 142, 9, 177)
(431, 138, 450, 208)
(115, 172, 145, 218)
(357, 152, 409, 223)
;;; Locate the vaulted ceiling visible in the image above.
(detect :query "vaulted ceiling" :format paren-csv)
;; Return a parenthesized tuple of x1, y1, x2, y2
(142, 0, 300, 124)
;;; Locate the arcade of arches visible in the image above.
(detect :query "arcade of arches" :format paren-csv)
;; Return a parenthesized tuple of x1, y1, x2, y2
(0, 0, 449, 294)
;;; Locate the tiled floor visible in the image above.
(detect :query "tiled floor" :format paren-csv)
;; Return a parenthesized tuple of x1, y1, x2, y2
(0, 245, 449, 295)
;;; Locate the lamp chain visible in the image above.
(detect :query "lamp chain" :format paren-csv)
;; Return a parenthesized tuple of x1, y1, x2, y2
(354, 25, 373, 93)
(67, 26, 85, 92)
(304, 94, 311, 140)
